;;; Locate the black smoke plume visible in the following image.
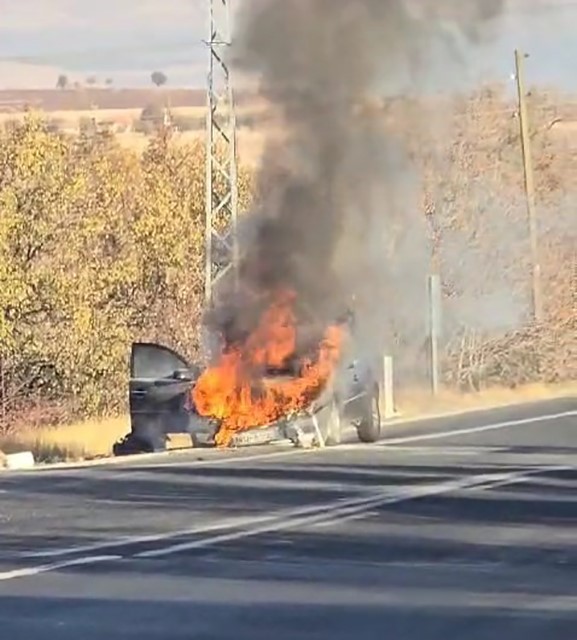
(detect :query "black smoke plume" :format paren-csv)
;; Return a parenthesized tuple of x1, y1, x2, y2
(207, 0, 506, 358)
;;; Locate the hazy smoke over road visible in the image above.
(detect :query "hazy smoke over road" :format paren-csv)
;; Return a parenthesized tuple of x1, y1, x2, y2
(210, 0, 506, 364)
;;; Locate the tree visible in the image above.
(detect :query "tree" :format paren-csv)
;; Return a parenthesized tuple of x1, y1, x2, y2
(105, 77, 114, 88)
(151, 71, 168, 88)
(56, 74, 68, 90)
(86, 76, 97, 86)
(0, 117, 257, 426)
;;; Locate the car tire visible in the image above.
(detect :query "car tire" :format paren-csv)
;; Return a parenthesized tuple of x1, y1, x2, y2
(113, 433, 155, 456)
(317, 398, 342, 446)
(356, 387, 381, 443)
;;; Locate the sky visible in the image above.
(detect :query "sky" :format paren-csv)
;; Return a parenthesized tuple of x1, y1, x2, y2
(0, 0, 576, 89)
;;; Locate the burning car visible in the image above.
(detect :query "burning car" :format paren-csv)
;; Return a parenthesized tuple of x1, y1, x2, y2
(113, 292, 383, 456)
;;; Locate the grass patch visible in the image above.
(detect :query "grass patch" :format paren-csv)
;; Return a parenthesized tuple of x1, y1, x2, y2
(0, 416, 128, 464)
(394, 381, 577, 419)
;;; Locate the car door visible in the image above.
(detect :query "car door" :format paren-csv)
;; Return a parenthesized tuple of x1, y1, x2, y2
(129, 343, 197, 445)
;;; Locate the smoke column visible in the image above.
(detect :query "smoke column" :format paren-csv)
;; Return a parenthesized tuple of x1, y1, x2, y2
(209, 0, 506, 363)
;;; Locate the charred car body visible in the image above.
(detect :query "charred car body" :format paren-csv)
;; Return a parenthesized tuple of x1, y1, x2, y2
(113, 318, 383, 456)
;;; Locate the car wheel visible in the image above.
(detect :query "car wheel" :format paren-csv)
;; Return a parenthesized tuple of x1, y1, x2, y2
(113, 433, 155, 456)
(356, 388, 381, 443)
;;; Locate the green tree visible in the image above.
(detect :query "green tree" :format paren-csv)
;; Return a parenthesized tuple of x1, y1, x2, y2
(56, 74, 68, 90)
(151, 71, 168, 88)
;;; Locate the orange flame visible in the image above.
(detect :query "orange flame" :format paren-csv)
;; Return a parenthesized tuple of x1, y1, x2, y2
(192, 290, 344, 447)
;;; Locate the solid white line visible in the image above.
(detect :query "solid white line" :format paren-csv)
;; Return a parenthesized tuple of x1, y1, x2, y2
(2, 465, 570, 580)
(136, 468, 546, 559)
(335, 445, 490, 455)
(377, 410, 576, 447)
(16, 409, 575, 559)
(18, 488, 391, 560)
(0, 555, 121, 582)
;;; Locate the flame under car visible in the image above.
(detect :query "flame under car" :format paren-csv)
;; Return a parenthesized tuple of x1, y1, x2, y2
(113, 323, 383, 456)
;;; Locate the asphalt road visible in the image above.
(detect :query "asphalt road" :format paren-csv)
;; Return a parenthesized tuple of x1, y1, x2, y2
(0, 397, 575, 640)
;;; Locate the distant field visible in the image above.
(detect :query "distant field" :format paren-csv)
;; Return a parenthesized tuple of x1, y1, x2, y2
(0, 88, 204, 112)
(0, 102, 269, 123)
(0, 95, 277, 167)
(0, 106, 206, 126)
(115, 127, 271, 168)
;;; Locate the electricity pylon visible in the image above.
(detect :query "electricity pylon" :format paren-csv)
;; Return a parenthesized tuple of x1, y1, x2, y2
(204, 0, 240, 305)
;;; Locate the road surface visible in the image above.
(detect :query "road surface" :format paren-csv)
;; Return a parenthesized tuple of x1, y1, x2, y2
(0, 398, 575, 639)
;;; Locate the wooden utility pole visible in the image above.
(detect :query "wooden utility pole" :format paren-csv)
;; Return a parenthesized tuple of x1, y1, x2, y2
(514, 49, 543, 322)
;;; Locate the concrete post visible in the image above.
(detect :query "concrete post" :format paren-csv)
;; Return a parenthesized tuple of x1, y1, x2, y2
(428, 274, 442, 395)
(381, 354, 395, 419)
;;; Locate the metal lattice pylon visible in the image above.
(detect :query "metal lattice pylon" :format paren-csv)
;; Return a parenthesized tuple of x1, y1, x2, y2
(204, 0, 239, 305)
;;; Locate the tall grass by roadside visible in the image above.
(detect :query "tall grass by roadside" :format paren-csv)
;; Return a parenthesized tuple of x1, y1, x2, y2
(394, 382, 577, 420)
(0, 416, 128, 463)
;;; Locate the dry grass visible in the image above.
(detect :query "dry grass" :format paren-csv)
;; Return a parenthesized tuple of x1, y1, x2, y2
(395, 381, 577, 420)
(0, 416, 128, 463)
(0, 103, 270, 127)
(0, 416, 197, 464)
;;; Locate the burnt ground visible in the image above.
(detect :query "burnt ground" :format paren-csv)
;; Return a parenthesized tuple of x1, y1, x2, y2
(0, 397, 575, 640)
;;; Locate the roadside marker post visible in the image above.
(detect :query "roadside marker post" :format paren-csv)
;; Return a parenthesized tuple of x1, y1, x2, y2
(428, 274, 442, 396)
(381, 354, 395, 419)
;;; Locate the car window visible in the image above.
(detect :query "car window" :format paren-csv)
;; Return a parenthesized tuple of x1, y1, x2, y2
(131, 343, 190, 379)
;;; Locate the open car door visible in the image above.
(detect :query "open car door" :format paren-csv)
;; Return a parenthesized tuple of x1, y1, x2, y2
(122, 343, 199, 453)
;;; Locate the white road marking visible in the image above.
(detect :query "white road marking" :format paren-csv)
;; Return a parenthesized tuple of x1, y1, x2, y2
(377, 410, 576, 447)
(18, 490, 402, 560)
(1, 464, 571, 581)
(5, 409, 573, 564)
(335, 445, 494, 455)
(0, 555, 120, 582)
(14, 409, 575, 560)
(136, 467, 558, 559)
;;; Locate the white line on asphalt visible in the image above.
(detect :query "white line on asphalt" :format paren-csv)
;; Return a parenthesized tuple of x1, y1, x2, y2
(0, 555, 121, 582)
(334, 445, 492, 455)
(2, 464, 570, 581)
(135, 467, 556, 559)
(15, 409, 575, 560)
(376, 410, 576, 447)
(17, 489, 400, 560)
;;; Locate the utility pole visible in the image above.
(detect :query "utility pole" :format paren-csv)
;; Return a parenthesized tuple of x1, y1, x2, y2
(514, 49, 543, 322)
(204, 0, 239, 305)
